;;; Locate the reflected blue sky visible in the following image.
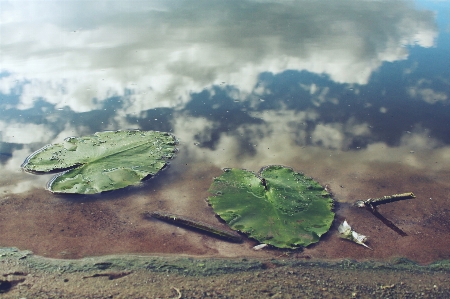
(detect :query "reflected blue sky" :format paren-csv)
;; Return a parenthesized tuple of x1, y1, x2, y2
(0, 0, 448, 193)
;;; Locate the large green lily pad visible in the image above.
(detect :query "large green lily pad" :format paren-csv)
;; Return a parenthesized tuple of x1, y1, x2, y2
(21, 130, 177, 194)
(207, 165, 334, 248)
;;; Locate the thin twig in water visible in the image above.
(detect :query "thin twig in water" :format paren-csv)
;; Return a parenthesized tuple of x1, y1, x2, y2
(354, 192, 415, 236)
(144, 211, 243, 242)
(355, 192, 415, 208)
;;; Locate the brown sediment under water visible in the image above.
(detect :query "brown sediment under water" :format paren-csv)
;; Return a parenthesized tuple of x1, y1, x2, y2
(1, 151, 449, 265)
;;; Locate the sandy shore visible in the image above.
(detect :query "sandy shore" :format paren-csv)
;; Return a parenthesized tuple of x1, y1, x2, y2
(1, 247, 449, 298)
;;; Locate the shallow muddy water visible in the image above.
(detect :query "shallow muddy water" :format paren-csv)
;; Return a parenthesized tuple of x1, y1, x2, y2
(1, 0, 450, 296)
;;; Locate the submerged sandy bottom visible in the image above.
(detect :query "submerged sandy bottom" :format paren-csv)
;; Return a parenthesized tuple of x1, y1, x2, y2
(1, 144, 449, 265)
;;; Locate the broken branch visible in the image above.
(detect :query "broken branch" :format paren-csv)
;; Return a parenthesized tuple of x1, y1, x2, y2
(355, 192, 415, 208)
(354, 192, 415, 237)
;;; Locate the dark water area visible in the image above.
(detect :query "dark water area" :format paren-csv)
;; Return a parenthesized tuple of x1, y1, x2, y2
(1, 0, 450, 271)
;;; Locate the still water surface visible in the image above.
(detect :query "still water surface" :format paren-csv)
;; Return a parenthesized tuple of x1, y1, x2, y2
(1, 0, 450, 263)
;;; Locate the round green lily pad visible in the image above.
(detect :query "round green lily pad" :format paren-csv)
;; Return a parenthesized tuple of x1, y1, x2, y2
(207, 165, 334, 248)
(21, 130, 177, 194)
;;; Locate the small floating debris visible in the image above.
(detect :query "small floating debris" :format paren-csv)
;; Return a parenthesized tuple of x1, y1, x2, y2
(338, 220, 372, 250)
(170, 286, 182, 299)
(252, 243, 268, 251)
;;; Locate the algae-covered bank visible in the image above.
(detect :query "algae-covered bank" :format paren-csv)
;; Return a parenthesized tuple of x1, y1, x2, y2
(1, 247, 449, 298)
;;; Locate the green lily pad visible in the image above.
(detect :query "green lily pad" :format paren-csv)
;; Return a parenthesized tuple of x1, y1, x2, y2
(207, 165, 334, 248)
(21, 130, 177, 194)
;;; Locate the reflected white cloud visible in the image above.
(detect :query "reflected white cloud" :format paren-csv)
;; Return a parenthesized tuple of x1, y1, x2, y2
(311, 119, 371, 150)
(299, 84, 339, 107)
(0, 0, 437, 113)
(0, 147, 50, 194)
(311, 124, 344, 150)
(407, 86, 448, 104)
(172, 108, 450, 178)
(0, 121, 55, 144)
(0, 118, 86, 146)
(173, 108, 373, 167)
(400, 126, 443, 150)
(52, 123, 89, 144)
(173, 113, 298, 171)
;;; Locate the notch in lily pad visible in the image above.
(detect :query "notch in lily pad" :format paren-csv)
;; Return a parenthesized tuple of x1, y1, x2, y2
(207, 165, 335, 249)
(21, 130, 178, 194)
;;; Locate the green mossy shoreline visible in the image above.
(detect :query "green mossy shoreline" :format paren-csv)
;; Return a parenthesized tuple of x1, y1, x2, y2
(2, 247, 450, 298)
(2, 247, 449, 277)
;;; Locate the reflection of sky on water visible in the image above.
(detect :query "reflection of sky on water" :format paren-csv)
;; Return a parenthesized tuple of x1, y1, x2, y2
(0, 0, 449, 196)
(0, 0, 437, 110)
